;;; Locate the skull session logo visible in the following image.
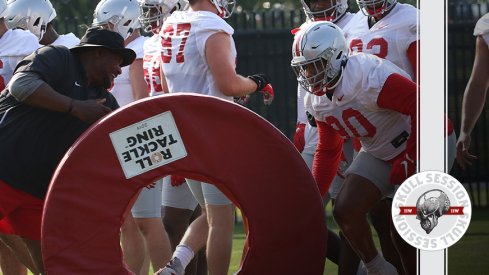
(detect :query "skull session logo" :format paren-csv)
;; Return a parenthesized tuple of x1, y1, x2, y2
(392, 171, 471, 251)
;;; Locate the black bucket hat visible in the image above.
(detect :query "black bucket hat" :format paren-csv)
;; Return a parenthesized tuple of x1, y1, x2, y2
(70, 27, 136, 67)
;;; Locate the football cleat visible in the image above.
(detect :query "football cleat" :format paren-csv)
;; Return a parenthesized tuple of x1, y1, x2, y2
(154, 257, 184, 275)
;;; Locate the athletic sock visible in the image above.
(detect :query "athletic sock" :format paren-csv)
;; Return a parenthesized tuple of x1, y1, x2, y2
(172, 244, 195, 269)
(364, 253, 398, 275)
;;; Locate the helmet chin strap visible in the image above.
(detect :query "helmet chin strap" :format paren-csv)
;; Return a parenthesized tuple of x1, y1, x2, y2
(326, 66, 344, 91)
(209, 0, 225, 17)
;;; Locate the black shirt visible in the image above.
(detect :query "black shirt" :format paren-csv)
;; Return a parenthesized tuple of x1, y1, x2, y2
(0, 45, 119, 199)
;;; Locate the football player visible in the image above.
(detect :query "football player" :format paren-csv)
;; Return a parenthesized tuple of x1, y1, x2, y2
(345, 2, 422, 273)
(5, 0, 79, 47)
(93, 0, 172, 274)
(0, 2, 39, 273)
(138, 1, 206, 274)
(456, 12, 489, 170)
(292, 21, 417, 275)
(293, 1, 364, 274)
(155, 0, 274, 273)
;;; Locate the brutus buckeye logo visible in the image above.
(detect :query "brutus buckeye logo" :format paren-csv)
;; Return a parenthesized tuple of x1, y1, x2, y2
(415, 190, 450, 234)
(392, 171, 471, 250)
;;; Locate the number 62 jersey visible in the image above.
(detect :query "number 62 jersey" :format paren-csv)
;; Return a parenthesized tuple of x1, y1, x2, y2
(304, 53, 414, 162)
(159, 10, 236, 101)
(345, 3, 418, 80)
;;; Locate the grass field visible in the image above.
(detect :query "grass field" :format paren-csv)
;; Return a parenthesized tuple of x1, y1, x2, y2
(227, 207, 489, 275)
(8, 207, 489, 275)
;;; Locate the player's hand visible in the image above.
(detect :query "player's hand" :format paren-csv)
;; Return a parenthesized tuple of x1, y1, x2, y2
(390, 152, 416, 185)
(306, 111, 317, 127)
(456, 132, 477, 170)
(260, 84, 274, 105)
(70, 98, 112, 124)
(170, 175, 186, 187)
(293, 123, 305, 153)
(248, 74, 274, 105)
(234, 94, 250, 105)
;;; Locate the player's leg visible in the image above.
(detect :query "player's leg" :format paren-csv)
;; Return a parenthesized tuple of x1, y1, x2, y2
(369, 200, 404, 274)
(333, 174, 381, 262)
(21, 238, 42, 274)
(0, 240, 27, 275)
(388, 199, 416, 275)
(120, 213, 145, 274)
(161, 177, 205, 275)
(133, 180, 172, 272)
(201, 183, 234, 275)
(334, 151, 398, 275)
(0, 235, 33, 274)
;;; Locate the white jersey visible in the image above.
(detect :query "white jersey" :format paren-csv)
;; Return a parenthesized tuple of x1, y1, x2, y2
(160, 11, 236, 101)
(0, 29, 39, 90)
(345, 3, 418, 79)
(305, 53, 411, 161)
(474, 13, 489, 47)
(296, 13, 356, 154)
(111, 36, 147, 106)
(51, 33, 80, 48)
(143, 35, 164, 97)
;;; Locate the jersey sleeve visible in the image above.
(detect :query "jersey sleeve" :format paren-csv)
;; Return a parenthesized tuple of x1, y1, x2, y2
(313, 120, 343, 198)
(474, 13, 489, 36)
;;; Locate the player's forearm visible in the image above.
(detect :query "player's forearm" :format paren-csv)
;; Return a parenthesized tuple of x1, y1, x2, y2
(460, 81, 487, 135)
(22, 82, 73, 113)
(218, 74, 257, 97)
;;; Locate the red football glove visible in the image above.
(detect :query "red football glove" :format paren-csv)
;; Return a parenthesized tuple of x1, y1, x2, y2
(389, 152, 416, 185)
(293, 123, 305, 152)
(260, 84, 274, 105)
(248, 74, 274, 105)
(170, 175, 186, 187)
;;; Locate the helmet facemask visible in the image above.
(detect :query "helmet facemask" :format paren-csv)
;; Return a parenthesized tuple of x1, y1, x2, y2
(291, 21, 348, 96)
(138, 0, 182, 33)
(139, 3, 172, 33)
(209, 0, 236, 18)
(4, 0, 57, 40)
(301, 0, 348, 23)
(356, 0, 396, 19)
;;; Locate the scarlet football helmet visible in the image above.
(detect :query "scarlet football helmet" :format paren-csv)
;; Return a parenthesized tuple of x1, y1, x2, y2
(4, 0, 56, 40)
(291, 21, 348, 96)
(301, 0, 348, 23)
(138, 0, 188, 33)
(92, 0, 142, 39)
(356, 0, 397, 18)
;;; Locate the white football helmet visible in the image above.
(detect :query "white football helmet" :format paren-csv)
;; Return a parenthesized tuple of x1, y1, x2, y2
(4, 0, 56, 40)
(356, 0, 396, 18)
(137, 0, 188, 33)
(291, 21, 348, 96)
(0, 0, 6, 18)
(92, 0, 142, 39)
(210, 0, 235, 18)
(301, 0, 348, 23)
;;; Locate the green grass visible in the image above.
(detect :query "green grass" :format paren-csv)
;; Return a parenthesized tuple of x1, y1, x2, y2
(447, 208, 489, 274)
(12, 207, 489, 275)
(228, 205, 343, 275)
